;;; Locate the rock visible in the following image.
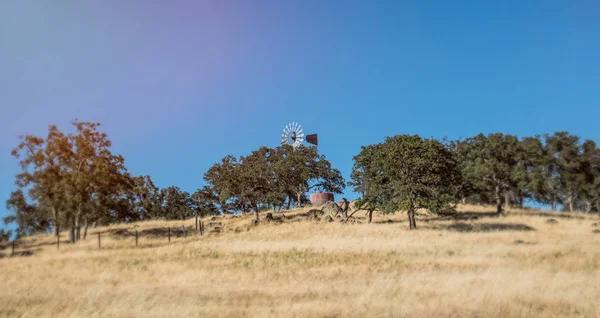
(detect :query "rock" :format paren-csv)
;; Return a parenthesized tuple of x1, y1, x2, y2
(265, 213, 274, 222)
(210, 216, 220, 221)
(514, 240, 525, 244)
(546, 219, 558, 224)
(325, 215, 334, 223)
(308, 209, 323, 215)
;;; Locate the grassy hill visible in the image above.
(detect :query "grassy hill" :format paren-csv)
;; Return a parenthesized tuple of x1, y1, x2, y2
(1, 205, 599, 317)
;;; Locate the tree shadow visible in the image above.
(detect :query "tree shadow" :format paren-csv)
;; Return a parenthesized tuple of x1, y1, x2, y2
(510, 211, 584, 220)
(137, 226, 196, 239)
(426, 211, 501, 222)
(374, 219, 403, 224)
(0, 248, 43, 258)
(0, 242, 10, 251)
(436, 222, 536, 232)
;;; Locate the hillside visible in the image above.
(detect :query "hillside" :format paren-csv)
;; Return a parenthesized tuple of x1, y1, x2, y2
(1, 205, 599, 317)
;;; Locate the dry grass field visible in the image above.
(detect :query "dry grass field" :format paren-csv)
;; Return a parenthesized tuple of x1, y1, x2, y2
(0, 204, 599, 318)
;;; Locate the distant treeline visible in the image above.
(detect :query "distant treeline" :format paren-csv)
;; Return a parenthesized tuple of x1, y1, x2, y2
(4, 119, 600, 240)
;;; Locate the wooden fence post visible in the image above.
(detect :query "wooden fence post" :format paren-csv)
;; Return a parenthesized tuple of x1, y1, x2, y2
(57, 234, 60, 250)
(135, 230, 139, 247)
(11, 240, 15, 256)
(200, 221, 204, 236)
(195, 215, 199, 231)
(168, 227, 171, 242)
(98, 233, 101, 249)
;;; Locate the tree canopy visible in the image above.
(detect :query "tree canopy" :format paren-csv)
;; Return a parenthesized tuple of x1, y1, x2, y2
(204, 144, 345, 221)
(350, 135, 462, 229)
(5, 119, 600, 239)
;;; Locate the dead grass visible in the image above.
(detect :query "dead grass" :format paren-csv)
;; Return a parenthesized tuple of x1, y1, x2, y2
(0, 204, 599, 317)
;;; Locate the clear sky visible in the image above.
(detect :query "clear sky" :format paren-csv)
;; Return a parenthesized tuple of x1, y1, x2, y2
(1, 1, 599, 230)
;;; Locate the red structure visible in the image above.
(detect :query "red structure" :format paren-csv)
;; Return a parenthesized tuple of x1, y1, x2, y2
(310, 192, 334, 205)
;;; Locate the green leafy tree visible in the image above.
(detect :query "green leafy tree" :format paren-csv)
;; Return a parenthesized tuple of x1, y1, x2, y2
(349, 143, 384, 223)
(160, 186, 193, 220)
(204, 145, 345, 220)
(0, 229, 12, 242)
(545, 132, 586, 212)
(204, 155, 242, 214)
(271, 145, 344, 208)
(190, 186, 220, 217)
(352, 135, 462, 229)
(131, 175, 164, 219)
(457, 133, 520, 214)
(238, 146, 277, 221)
(574, 140, 600, 213)
(4, 189, 51, 237)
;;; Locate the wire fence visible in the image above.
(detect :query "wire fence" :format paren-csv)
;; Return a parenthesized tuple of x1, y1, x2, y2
(3, 219, 214, 257)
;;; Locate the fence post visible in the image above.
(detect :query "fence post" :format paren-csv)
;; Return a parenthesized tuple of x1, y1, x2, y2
(195, 215, 198, 231)
(57, 234, 60, 250)
(11, 240, 15, 256)
(200, 221, 204, 236)
(98, 233, 101, 249)
(135, 230, 139, 247)
(168, 227, 171, 242)
(182, 225, 186, 238)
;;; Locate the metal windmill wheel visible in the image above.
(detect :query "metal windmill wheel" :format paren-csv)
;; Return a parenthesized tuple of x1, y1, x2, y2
(281, 122, 305, 148)
(281, 122, 318, 148)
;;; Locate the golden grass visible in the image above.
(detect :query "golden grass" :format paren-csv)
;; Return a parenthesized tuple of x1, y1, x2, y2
(0, 205, 599, 317)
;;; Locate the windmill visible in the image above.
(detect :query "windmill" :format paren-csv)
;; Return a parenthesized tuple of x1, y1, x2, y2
(280, 122, 330, 207)
(281, 122, 318, 148)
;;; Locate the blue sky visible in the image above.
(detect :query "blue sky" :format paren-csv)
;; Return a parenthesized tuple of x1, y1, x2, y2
(1, 1, 599, 231)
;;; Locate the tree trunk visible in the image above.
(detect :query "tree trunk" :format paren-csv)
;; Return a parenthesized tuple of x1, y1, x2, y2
(585, 201, 592, 213)
(75, 221, 80, 242)
(368, 209, 373, 224)
(297, 190, 302, 208)
(52, 207, 59, 237)
(408, 209, 416, 230)
(69, 221, 76, 243)
(75, 203, 82, 241)
(518, 190, 524, 209)
(551, 195, 557, 211)
(253, 203, 260, 223)
(567, 191, 575, 212)
(83, 218, 88, 240)
(504, 191, 511, 209)
(286, 196, 292, 210)
(495, 184, 503, 214)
